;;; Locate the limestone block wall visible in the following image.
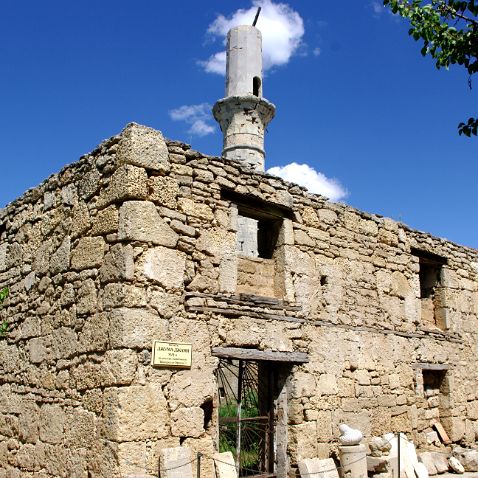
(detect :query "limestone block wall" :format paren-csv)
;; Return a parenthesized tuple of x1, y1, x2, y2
(0, 123, 477, 477)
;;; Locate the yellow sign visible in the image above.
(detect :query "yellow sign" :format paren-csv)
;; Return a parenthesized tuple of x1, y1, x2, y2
(151, 341, 192, 368)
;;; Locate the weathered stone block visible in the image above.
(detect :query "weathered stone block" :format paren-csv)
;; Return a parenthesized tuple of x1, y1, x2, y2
(77, 313, 109, 353)
(99, 243, 134, 283)
(299, 457, 339, 478)
(118, 441, 148, 476)
(29, 337, 49, 364)
(171, 407, 204, 438)
(431, 452, 449, 474)
(168, 371, 216, 411)
(419, 452, 438, 475)
(148, 176, 179, 208)
(159, 446, 193, 478)
(291, 372, 316, 399)
(102, 283, 148, 309)
(39, 404, 65, 444)
(318, 373, 338, 395)
(109, 307, 167, 349)
(178, 198, 214, 221)
(91, 205, 119, 236)
(18, 401, 40, 443)
(65, 409, 96, 448)
(76, 278, 98, 315)
(143, 247, 185, 289)
(71, 202, 91, 238)
(51, 326, 78, 359)
(15, 442, 44, 471)
(78, 167, 101, 199)
(117, 123, 170, 172)
(105, 349, 138, 384)
(119, 201, 178, 246)
(316, 410, 333, 442)
(71, 236, 105, 270)
(104, 383, 169, 441)
(213, 451, 237, 478)
(0, 243, 8, 272)
(289, 421, 318, 464)
(452, 447, 478, 472)
(50, 236, 71, 274)
(97, 164, 148, 207)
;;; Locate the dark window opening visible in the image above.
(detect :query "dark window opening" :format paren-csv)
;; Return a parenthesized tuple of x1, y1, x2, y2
(221, 189, 293, 299)
(422, 369, 451, 435)
(201, 399, 214, 430)
(412, 249, 447, 330)
(253, 76, 261, 97)
(216, 359, 278, 477)
(236, 211, 281, 259)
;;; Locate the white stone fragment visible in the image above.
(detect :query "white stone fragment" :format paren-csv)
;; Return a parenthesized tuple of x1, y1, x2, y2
(448, 457, 465, 474)
(298, 457, 339, 478)
(213, 451, 238, 478)
(339, 423, 363, 445)
(159, 446, 193, 478)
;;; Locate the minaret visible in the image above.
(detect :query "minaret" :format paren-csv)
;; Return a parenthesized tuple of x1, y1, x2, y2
(213, 24, 275, 171)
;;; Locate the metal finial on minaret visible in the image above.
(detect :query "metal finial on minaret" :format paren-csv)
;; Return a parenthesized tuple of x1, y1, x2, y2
(212, 12, 275, 171)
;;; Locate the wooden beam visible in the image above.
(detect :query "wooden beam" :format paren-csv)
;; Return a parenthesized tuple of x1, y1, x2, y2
(212, 347, 309, 363)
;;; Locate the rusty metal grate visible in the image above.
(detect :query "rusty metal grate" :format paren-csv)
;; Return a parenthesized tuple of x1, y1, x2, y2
(217, 359, 276, 477)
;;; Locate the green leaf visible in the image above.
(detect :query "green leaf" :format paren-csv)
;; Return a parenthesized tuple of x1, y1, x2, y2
(0, 287, 8, 304)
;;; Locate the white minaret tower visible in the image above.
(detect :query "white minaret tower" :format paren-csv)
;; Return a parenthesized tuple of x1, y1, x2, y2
(213, 18, 275, 171)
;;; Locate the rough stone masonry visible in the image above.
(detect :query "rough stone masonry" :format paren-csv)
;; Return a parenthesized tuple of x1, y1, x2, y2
(0, 122, 477, 477)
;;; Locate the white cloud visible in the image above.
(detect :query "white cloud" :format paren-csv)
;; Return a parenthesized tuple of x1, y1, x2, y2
(203, 52, 227, 75)
(169, 103, 215, 137)
(200, 0, 304, 75)
(267, 162, 348, 202)
(313, 47, 321, 57)
(371, 1, 383, 14)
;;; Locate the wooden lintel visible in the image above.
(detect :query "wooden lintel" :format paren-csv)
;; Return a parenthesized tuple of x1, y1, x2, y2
(212, 347, 309, 363)
(412, 363, 451, 370)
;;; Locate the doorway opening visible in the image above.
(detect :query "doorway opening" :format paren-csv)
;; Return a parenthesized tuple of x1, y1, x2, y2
(217, 359, 277, 477)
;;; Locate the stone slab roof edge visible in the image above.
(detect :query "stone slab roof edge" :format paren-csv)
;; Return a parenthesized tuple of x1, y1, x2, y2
(1, 122, 477, 256)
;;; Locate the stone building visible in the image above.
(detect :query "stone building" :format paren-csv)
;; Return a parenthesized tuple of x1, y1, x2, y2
(1, 23, 478, 478)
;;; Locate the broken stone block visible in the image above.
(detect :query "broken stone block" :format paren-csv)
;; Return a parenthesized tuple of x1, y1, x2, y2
(367, 456, 392, 473)
(387, 433, 415, 478)
(213, 451, 237, 478)
(298, 457, 339, 478)
(419, 452, 438, 476)
(452, 447, 478, 472)
(415, 463, 429, 478)
(426, 431, 440, 446)
(369, 436, 392, 457)
(448, 456, 464, 474)
(159, 446, 193, 478)
(431, 452, 449, 474)
(170, 407, 204, 438)
(119, 201, 178, 246)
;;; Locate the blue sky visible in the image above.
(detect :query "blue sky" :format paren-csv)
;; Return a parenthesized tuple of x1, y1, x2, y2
(1, 1, 477, 248)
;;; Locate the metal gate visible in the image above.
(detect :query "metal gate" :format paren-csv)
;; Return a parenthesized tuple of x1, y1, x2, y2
(217, 359, 276, 477)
